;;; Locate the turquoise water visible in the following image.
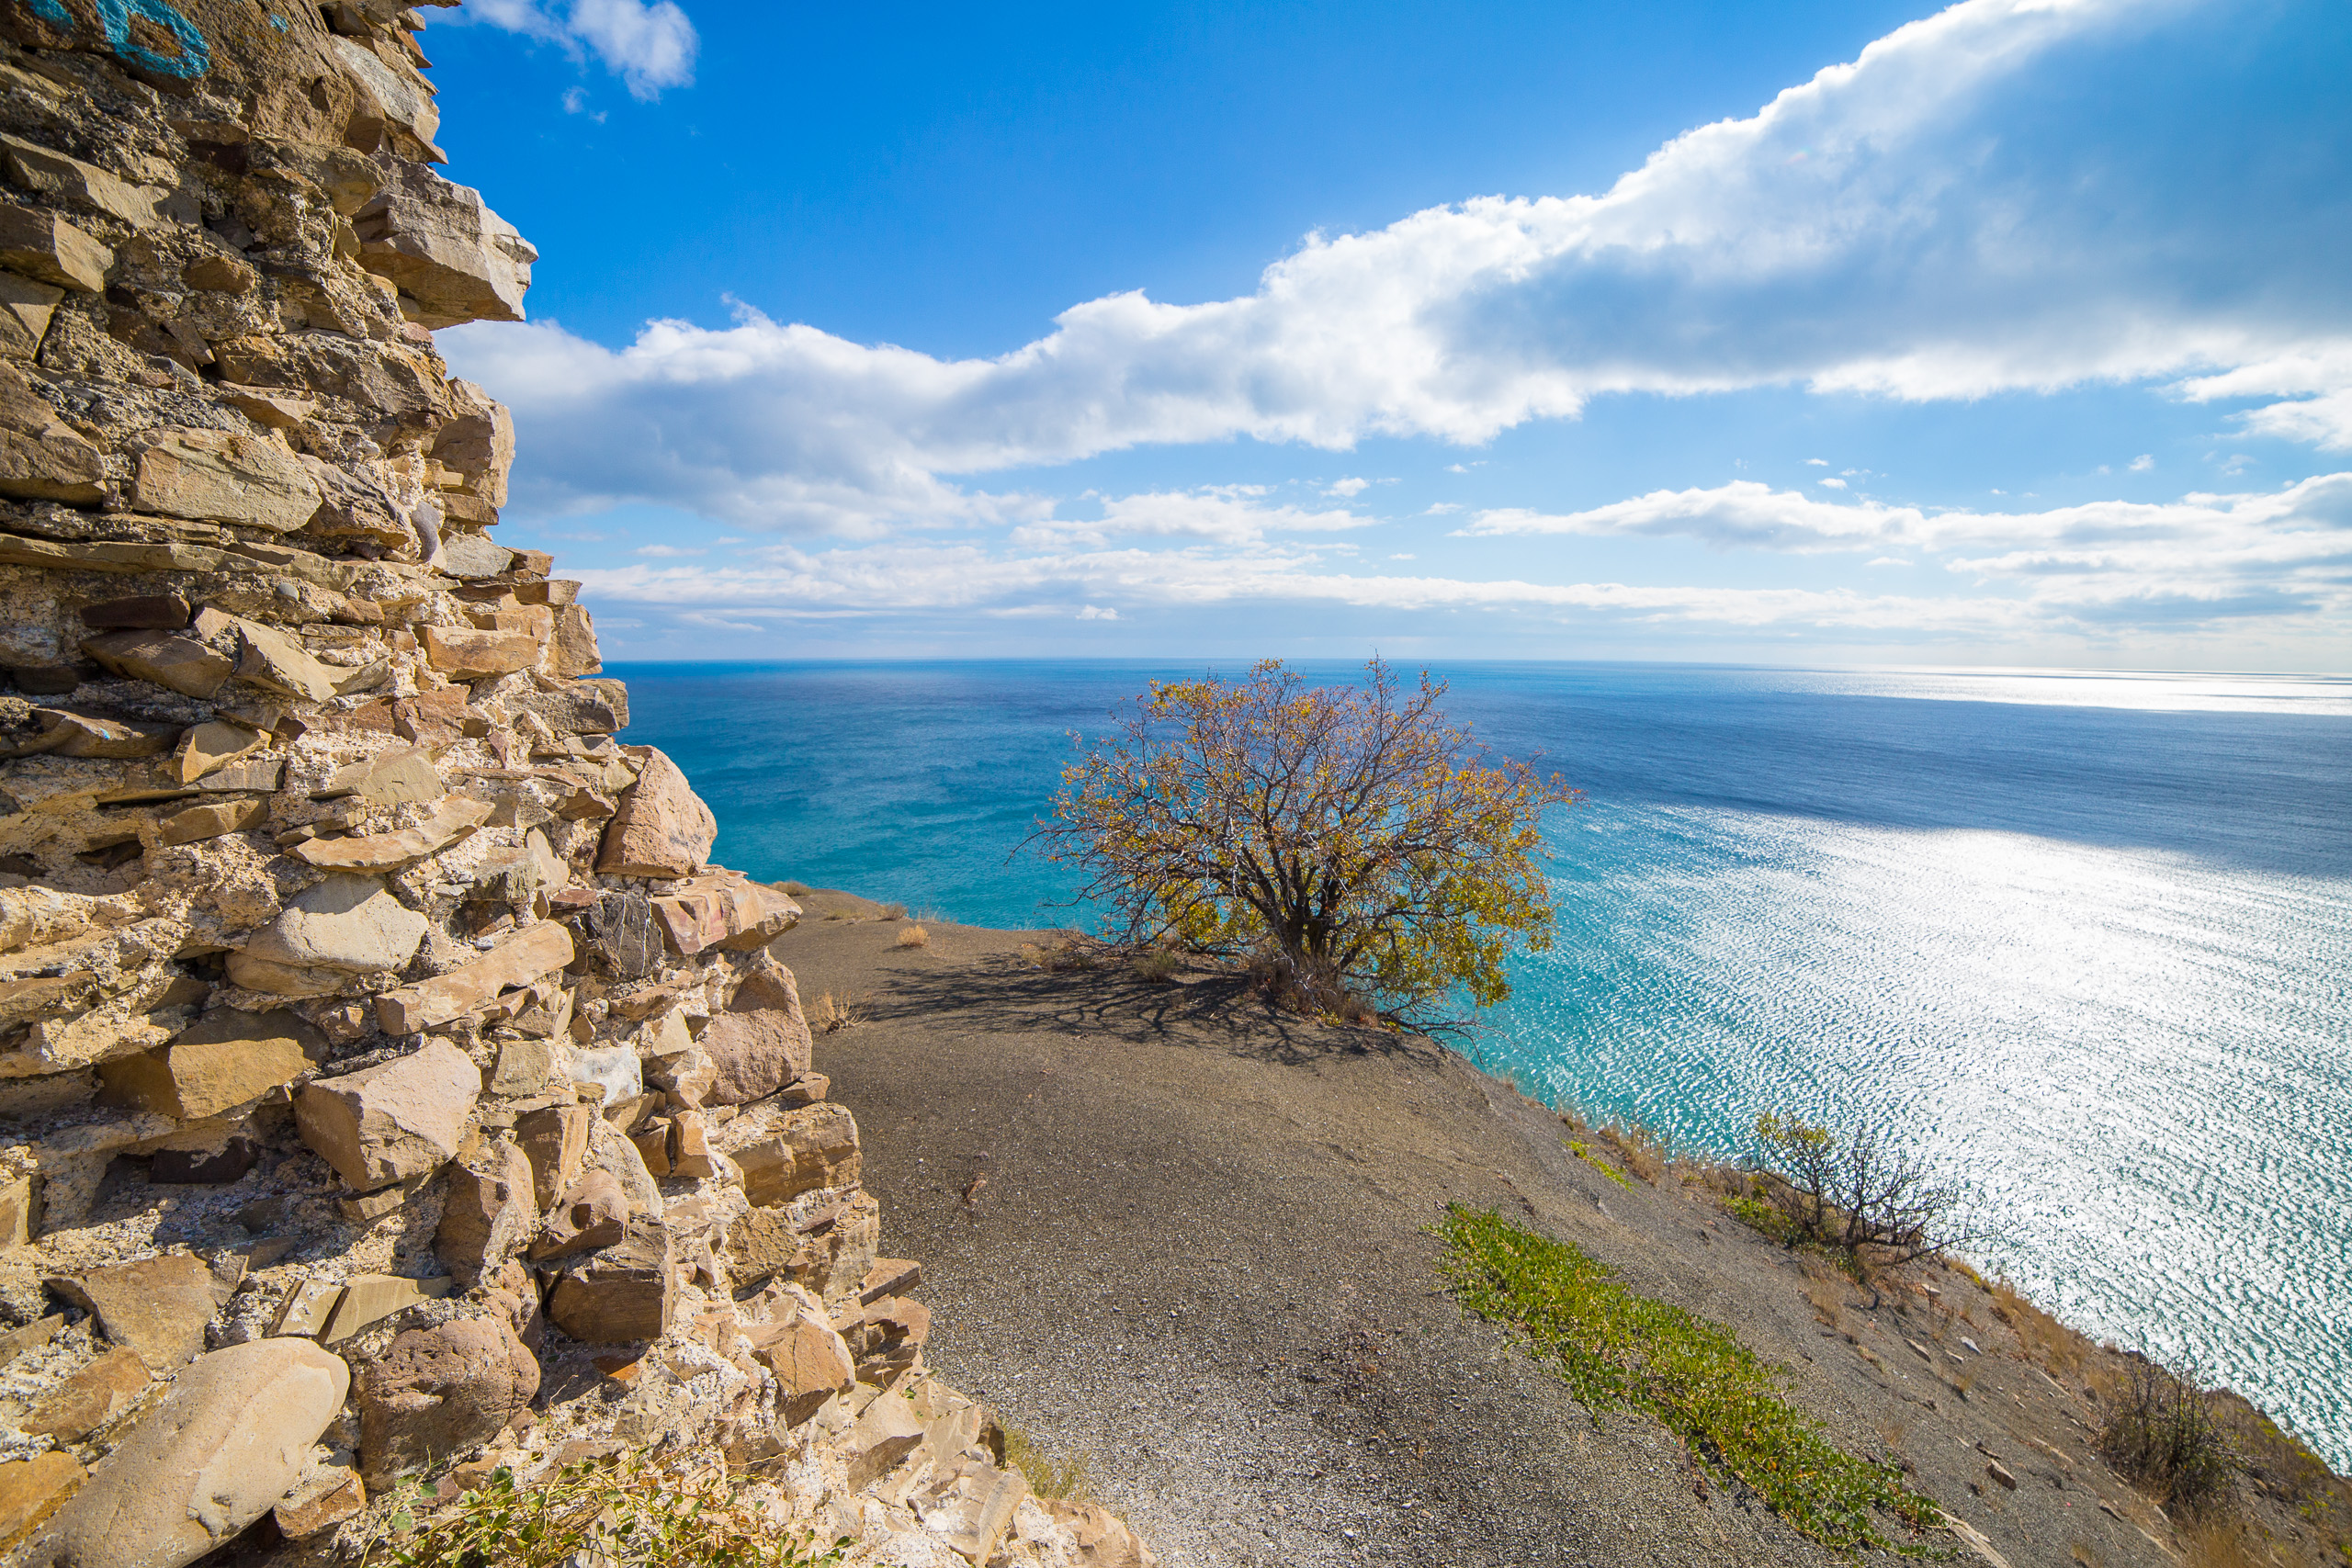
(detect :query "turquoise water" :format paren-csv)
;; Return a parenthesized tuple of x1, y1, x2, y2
(615, 660, 2352, 1468)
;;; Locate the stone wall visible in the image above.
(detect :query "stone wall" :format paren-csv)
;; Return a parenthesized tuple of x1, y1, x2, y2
(0, 4, 1148, 1564)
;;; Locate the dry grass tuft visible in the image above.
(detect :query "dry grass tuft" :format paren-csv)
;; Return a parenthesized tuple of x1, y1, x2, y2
(895, 923, 930, 949)
(999, 1426, 1093, 1503)
(808, 991, 865, 1033)
(1020, 938, 1099, 973)
(878, 901, 908, 920)
(1990, 1279, 2084, 1374)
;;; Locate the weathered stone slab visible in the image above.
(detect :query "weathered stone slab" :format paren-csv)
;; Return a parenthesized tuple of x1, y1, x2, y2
(272, 1462, 364, 1540)
(49, 1253, 217, 1371)
(230, 625, 337, 705)
(154, 795, 267, 845)
(594, 749, 714, 878)
(546, 1223, 673, 1344)
(229, 875, 428, 997)
(698, 962, 813, 1106)
(97, 1008, 324, 1121)
(292, 794, 492, 872)
(354, 158, 534, 329)
(133, 429, 319, 532)
(171, 719, 267, 784)
(0, 269, 61, 361)
(422, 624, 537, 678)
(729, 1102, 862, 1208)
(0, 133, 162, 229)
(318, 1272, 453, 1344)
(78, 592, 190, 631)
(19, 1347, 148, 1441)
(295, 1038, 479, 1192)
(526, 1168, 626, 1262)
(0, 1451, 82, 1549)
(515, 1101, 593, 1211)
(0, 199, 109, 292)
(740, 1300, 854, 1425)
(0, 362, 100, 502)
(317, 746, 443, 807)
(436, 531, 512, 578)
(588, 890, 659, 976)
(549, 604, 599, 676)
(43, 1339, 349, 1568)
(435, 1141, 535, 1287)
(374, 919, 572, 1033)
(78, 630, 233, 698)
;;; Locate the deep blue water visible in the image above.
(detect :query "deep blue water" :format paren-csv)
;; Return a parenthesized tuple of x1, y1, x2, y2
(614, 659, 2352, 1468)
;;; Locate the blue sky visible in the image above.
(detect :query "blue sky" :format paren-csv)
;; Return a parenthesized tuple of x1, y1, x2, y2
(425, 0, 2352, 669)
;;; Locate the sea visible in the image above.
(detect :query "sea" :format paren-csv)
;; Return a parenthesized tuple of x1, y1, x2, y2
(614, 660, 2352, 1471)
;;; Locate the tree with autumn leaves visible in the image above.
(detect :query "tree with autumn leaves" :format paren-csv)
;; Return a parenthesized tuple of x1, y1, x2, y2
(1033, 658, 1577, 1028)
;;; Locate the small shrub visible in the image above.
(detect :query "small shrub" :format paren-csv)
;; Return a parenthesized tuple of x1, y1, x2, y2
(999, 1426, 1093, 1503)
(2099, 1359, 2238, 1519)
(360, 1451, 847, 1568)
(1597, 1121, 1668, 1184)
(896, 923, 929, 949)
(808, 991, 863, 1033)
(1130, 950, 1181, 983)
(1021, 939, 1099, 973)
(1435, 1205, 1943, 1554)
(878, 901, 907, 921)
(1989, 1279, 2084, 1374)
(778, 880, 811, 896)
(1747, 1112, 1971, 1269)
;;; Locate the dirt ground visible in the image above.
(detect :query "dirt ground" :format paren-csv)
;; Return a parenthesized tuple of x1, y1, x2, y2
(772, 891, 2350, 1568)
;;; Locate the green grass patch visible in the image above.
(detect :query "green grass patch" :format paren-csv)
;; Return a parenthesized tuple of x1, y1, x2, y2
(1568, 1140, 1634, 1189)
(1435, 1204, 1947, 1556)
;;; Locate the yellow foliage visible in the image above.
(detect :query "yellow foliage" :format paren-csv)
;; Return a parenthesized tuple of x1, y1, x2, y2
(1030, 658, 1576, 1025)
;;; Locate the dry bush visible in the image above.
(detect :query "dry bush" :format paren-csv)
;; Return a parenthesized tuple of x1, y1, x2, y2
(1130, 950, 1181, 983)
(808, 992, 864, 1033)
(1020, 939, 1099, 973)
(878, 901, 907, 920)
(778, 880, 812, 896)
(2182, 1518, 2263, 1568)
(1747, 1112, 1973, 1269)
(2099, 1358, 2238, 1519)
(1989, 1279, 2085, 1375)
(1597, 1121, 1668, 1184)
(895, 924, 929, 949)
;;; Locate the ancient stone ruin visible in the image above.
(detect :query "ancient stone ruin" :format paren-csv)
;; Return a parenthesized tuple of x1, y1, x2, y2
(0, 3, 1149, 1563)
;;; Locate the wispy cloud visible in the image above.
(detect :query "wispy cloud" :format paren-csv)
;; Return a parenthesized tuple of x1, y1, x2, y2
(454, 0, 696, 99)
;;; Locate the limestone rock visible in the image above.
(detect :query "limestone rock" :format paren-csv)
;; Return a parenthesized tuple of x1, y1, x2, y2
(30, 707, 177, 758)
(435, 531, 511, 579)
(170, 720, 267, 784)
(546, 1222, 673, 1344)
(96, 1008, 324, 1121)
(0, 270, 61, 361)
(0, 361, 101, 503)
(153, 795, 268, 846)
(42, 1338, 348, 1568)
(729, 1102, 861, 1207)
(435, 1140, 536, 1286)
(374, 919, 573, 1033)
(132, 430, 319, 532)
(320, 1272, 453, 1343)
(295, 1037, 479, 1192)
(1046, 1501, 1159, 1568)
(291, 794, 492, 872)
(0, 200, 109, 292)
(272, 1462, 364, 1540)
(550, 604, 600, 677)
(0, 135, 159, 228)
(0, 1451, 82, 1551)
(19, 1348, 148, 1442)
(698, 962, 814, 1107)
(740, 1297, 854, 1425)
(354, 157, 536, 329)
(515, 1100, 593, 1211)
(228, 618, 345, 704)
(917, 1457, 1028, 1566)
(727, 1190, 880, 1301)
(568, 1043, 640, 1109)
(48, 1254, 216, 1371)
(594, 749, 714, 879)
(422, 624, 537, 679)
(358, 1313, 537, 1483)
(317, 746, 442, 807)
(229, 875, 428, 997)
(77, 630, 233, 699)
(527, 1168, 626, 1262)
(846, 1388, 928, 1491)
